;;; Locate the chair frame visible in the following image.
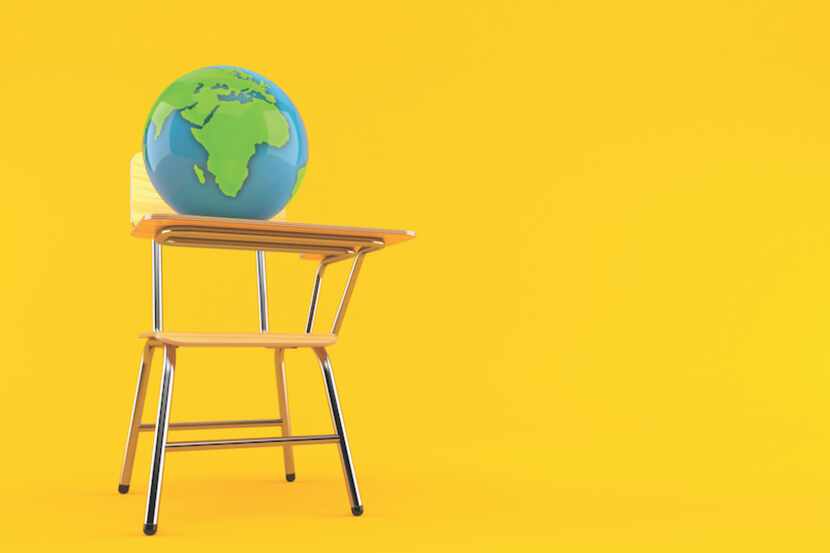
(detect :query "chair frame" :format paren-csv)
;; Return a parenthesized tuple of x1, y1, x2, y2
(118, 224, 387, 535)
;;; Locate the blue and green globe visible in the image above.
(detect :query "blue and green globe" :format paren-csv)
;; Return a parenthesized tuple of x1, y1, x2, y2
(143, 66, 308, 219)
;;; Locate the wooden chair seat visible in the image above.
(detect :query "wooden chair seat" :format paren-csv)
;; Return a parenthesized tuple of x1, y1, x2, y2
(141, 331, 337, 349)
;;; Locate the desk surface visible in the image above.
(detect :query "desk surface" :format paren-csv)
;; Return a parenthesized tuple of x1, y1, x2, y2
(132, 214, 416, 246)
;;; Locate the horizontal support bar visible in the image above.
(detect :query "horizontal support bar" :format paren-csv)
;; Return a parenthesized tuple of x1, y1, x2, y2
(158, 226, 384, 247)
(166, 434, 340, 451)
(159, 237, 355, 256)
(139, 418, 283, 432)
(155, 226, 384, 255)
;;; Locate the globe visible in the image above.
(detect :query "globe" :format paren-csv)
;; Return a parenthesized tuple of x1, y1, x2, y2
(143, 66, 308, 219)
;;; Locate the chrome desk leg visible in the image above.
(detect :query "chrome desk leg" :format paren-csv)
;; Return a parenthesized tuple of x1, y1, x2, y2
(152, 240, 163, 332)
(118, 342, 155, 494)
(255, 250, 269, 332)
(330, 251, 366, 335)
(314, 348, 363, 516)
(144, 346, 176, 536)
(274, 348, 296, 481)
(306, 262, 326, 333)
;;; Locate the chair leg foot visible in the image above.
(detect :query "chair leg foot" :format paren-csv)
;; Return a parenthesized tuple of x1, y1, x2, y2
(118, 343, 155, 495)
(144, 346, 176, 535)
(313, 348, 364, 516)
(274, 349, 297, 482)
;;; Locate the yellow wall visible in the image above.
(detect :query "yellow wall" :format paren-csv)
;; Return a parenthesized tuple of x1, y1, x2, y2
(3, 1, 830, 550)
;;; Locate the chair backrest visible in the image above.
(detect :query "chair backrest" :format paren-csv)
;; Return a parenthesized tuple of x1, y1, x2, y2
(130, 153, 287, 225)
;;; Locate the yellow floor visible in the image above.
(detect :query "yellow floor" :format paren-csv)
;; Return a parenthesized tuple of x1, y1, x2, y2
(2, 426, 829, 551)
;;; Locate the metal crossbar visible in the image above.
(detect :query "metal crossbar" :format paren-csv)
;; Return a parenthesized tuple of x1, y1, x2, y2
(155, 226, 384, 257)
(139, 418, 284, 431)
(166, 434, 341, 451)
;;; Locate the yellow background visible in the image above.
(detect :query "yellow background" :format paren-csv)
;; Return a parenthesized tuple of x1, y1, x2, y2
(2, 0, 830, 550)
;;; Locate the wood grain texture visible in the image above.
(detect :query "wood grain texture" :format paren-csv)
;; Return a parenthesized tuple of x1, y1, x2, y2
(141, 332, 337, 348)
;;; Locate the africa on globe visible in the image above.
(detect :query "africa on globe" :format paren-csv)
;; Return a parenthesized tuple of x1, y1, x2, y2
(143, 66, 308, 219)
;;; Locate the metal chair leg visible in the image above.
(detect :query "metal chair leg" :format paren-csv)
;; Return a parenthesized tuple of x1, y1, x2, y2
(274, 348, 296, 481)
(143, 346, 176, 536)
(313, 347, 363, 516)
(118, 342, 155, 494)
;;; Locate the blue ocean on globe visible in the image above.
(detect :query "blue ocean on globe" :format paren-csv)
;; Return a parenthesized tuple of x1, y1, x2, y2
(143, 66, 308, 219)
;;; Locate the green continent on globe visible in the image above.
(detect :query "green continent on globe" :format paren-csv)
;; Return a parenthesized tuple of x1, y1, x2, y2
(193, 164, 206, 184)
(148, 68, 290, 197)
(293, 166, 307, 195)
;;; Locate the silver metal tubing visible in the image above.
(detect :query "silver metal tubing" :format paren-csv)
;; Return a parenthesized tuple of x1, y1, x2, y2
(118, 343, 155, 493)
(275, 349, 296, 480)
(161, 237, 355, 256)
(166, 434, 340, 452)
(331, 252, 366, 335)
(256, 250, 269, 332)
(152, 241, 163, 331)
(139, 418, 283, 431)
(144, 346, 176, 536)
(320, 243, 383, 267)
(314, 348, 363, 514)
(305, 263, 326, 333)
(157, 226, 383, 251)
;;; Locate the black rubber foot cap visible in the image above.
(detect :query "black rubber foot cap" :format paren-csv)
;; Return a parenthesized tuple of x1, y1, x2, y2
(118, 484, 130, 494)
(286, 473, 296, 482)
(352, 506, 364, 516)
(143, 524, 157, 536)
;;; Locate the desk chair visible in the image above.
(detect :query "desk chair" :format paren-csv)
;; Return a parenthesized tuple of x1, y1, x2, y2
(119, 154, 415, 535)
